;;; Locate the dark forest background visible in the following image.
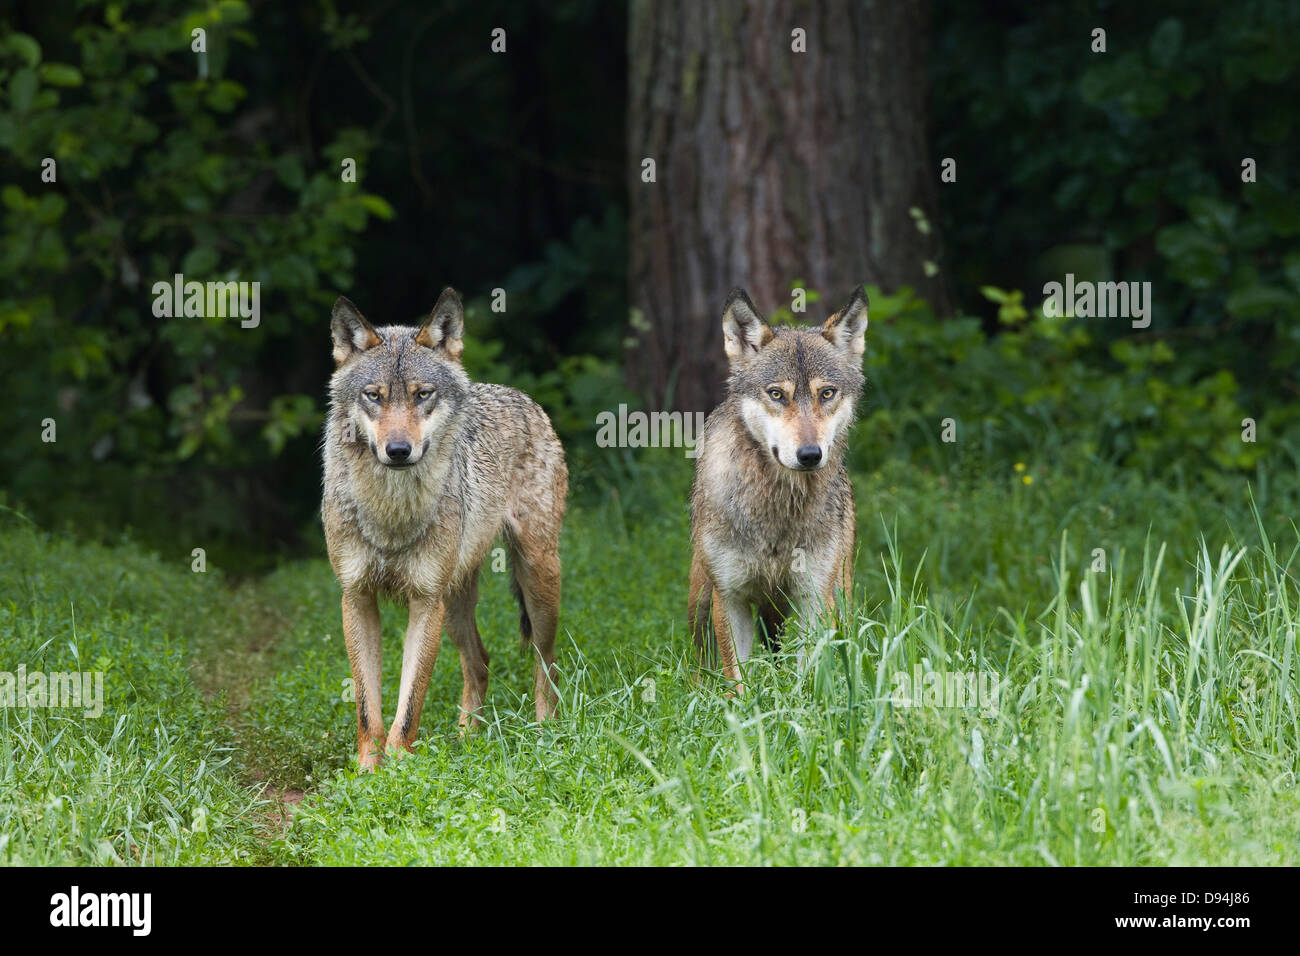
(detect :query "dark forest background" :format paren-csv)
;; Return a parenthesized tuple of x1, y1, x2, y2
(2, 0, 1298, 567)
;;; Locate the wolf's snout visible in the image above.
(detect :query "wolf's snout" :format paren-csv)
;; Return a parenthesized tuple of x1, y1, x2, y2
(385, 440, 412, 462)
(796, 444, 823, 468)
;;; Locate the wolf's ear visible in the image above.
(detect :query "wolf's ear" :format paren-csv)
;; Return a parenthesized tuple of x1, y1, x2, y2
(331, 297, 382, 366)
(416, 287, 464, 361)
(722, 288, 773, 365)
(822, 286, 868, 356)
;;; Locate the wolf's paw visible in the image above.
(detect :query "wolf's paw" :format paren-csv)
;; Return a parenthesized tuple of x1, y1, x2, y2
(457, 713, 485, 736)
(384, 735, 416, 759)
(357, 733, 385, 770)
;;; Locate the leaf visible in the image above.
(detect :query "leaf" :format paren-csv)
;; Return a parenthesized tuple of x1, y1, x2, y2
(177, 431, 203, 460)
(33, 193, 66, 224)
(5, 33, 40, 68)
(181, 245, 220, 277)
(1149, 18, 1183, 69)
(274, 155, 305, 190)
(1, 184, 27, 211)
(1225, 284, 1297, 319)
(358, 194, 395, 220)
(1155, 223, 1223, 286)
(214, 0, 252, 25)
(205, 80, 246, 113)
(1186, 196, 1237, 235)
(40, 64, 83, 87)
(8, 68, 38, 112)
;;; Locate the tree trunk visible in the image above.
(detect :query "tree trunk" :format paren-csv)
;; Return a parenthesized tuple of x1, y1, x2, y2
(628, 0, 949, 412)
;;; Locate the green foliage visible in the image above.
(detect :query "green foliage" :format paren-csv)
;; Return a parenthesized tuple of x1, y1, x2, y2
(852, 284, 1276, 483)
(0, 0, 630, 556)
(6, 412, 1300, 864)
(2, 0, 1298, 870)
(0, 1, 390, 546)
(0, 520, 268, 863)
(933, 0, 1300, 405)
(497, 207, 629, 360)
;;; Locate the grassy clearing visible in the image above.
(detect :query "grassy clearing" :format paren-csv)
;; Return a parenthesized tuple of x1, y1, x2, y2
(0, 520, 270, 864)
(2, 450, 1299, 865)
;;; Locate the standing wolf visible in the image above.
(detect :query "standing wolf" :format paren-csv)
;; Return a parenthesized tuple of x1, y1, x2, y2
(322, 288, 568, 769)
(688, 286, 868, 689)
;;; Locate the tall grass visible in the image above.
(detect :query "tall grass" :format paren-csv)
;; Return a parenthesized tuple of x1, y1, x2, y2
(0, 526, 268, 864)
(2, 450, 1298, 865)
(273, 479, 1300, 865)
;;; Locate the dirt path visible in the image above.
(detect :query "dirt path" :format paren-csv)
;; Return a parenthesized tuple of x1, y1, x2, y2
(186, 578, 307, 844)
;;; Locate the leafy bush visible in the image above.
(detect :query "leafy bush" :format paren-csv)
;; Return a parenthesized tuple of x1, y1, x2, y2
(933, 0, 1300, 406)
(0, 1, 631, 555)
(0, 1, 391, 548)
(847, 284, 1283, 488)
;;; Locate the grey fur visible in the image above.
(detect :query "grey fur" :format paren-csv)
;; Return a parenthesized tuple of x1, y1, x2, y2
(689, 287, 866, 687)
(322, 291, 567, 767)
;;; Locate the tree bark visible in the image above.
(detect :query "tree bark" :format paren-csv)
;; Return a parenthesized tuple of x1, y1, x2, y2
(628, 0, 949, 412)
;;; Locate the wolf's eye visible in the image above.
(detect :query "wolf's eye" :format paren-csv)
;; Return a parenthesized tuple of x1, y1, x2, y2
(416, 389, 435, 401)
(363, 390, 381, 403)
(767, 388, 785, 402)
(820, 387, 837, 402)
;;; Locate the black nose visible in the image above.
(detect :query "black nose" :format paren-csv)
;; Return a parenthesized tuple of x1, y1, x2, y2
(796, 444, 822, 467)
(385, 441, 411, 462)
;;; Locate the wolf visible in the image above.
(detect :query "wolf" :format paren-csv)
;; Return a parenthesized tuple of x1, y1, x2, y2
(322, 288, 568, 769)
(688, 286, 868, 690)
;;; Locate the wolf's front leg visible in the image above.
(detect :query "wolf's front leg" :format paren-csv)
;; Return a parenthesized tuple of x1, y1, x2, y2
(341, 590, 384, 770)
(386, 594, 446, 755)
(787, 572, 834, 668)
(793, 558, 853, 667)
(711, 590, 755, 694)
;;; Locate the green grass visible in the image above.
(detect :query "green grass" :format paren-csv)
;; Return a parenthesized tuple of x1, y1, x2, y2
(2, 449, 1299, 865)
(0, 521, 268, 864)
